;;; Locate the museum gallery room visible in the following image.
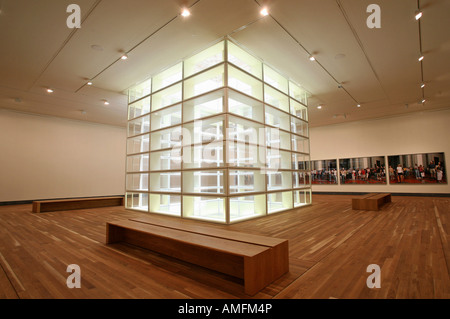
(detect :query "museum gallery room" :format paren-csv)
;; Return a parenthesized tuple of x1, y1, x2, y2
(0, 0, 449, 301)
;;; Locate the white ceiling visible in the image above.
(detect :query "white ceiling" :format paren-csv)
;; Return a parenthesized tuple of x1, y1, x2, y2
(0, 0, 449, 127)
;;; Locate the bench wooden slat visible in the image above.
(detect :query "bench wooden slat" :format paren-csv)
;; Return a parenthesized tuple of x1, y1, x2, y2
(106, 219, 289, 295)
(107, 220, 267, 257)
(32, 197, 124, 213)
(129, 215, 285, 248)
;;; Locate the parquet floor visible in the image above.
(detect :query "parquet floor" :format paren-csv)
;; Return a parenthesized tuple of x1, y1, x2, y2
(0, 194, 448, 299)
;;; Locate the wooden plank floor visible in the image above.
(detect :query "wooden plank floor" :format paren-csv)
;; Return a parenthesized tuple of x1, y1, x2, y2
(0, 194, 448, 299)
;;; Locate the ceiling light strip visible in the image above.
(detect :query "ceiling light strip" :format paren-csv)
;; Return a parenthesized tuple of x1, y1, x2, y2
(29, 0, 103, 92)
(259, 0, 359, 104)
(75, 0, 202, 93)
(417, 0, 425, 102)
(335, 0, 389, 105)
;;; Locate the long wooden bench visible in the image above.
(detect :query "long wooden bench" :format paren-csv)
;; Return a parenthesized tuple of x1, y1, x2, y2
(32, 196, 124, 213)
(106, 216, 289, 296)
(352, 193, 391, 211)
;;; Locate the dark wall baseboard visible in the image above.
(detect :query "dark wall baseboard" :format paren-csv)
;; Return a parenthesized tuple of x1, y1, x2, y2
(0, 195, 125, 206)
(312, 191, 450, 197)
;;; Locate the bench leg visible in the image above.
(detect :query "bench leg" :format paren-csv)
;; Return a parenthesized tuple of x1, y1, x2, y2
(32, 202, 41, 213)
(243, 242, 289, 296)
(106, 223, 125, 244)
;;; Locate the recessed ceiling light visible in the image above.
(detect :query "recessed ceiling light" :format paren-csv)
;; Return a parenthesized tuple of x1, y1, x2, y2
(357, 104, 361, 107)
(415, 10, 423, 20)
(260, 8, 269, 16)
(317, 105, 322, 109)
(421, 99, 426, 104)
(181, 8, 191, 17)
(104, 100, 110, 105)
(418, 54, 424, 61)
(90, 44, 104, 51)
(121, 54, 128, 60)
(308, 55, 316, 61)
(46, 88, 53, 93)
(420, 83, 425, 88)
(87, 81, 93, 86)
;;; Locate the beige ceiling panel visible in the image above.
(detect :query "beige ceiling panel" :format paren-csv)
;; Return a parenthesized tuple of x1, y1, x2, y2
(0, 0, 96, 90)
(92, 0, 261, 93)
(230, 18, 343, 98)
(35, 0, 198, 92)
(267, 0, 385, 104)
(420, 0, 450, 107)
(0, 84, 126, 127)
(338, 0, 423, 106)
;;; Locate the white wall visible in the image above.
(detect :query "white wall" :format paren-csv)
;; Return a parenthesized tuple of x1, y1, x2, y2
(309, 108, 450, 194)
(0, 109, 126, 202)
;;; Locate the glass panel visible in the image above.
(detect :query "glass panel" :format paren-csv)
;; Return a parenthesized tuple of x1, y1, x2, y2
(267, 149, 291, 170)
(126, 173, 148, 191)
(290, 99, 308, 121)
(127, 134, 149, 154)
(267, 191, 293, 214)
(263, 65, 288, 94)
(128, 97, 150, 120)
(289, 81, 308, 105)
(184, 115, 224, 145)
(149, 172, 181, 192)
(229, 194, 266, 222)
(227, 41, 262, 78)
(266, 128, 290, 150)
(183, 89, 224, 122)
(228, 115, 264, 145)
(151, 104, 182, 131)
(151, 83, 182, 111)
(228, 90, 264, 123)
(183, 141, 224, 169)
(229, 169, 265, 193)
(265, 105, 290, 130)
(291, 116, 308, 137)
(228, 65, 263, 100)
(126, 154, 149, 172)
(294, 189, 311, 207)
(264, 85, 289, 112)
(150, 126, 182, 151)
(183, 170, 224, 194)
(184, 64, 225, 100)
(128, 79, 151, 103)
(267, 171, 292, 191)
(152, 62, 182, 93)
(125, 192, 149, 211)
(293, 171, 310, 188)
(128, 115, 150, 137)
(184, 41, 225, 78)
(149, 193, 181, 216)
(183, 196, 225, 222)
(227, 141, 264, 168)
(149, 149, 181, 171)
(292, 153, 310, 171)
(291, 134, 309, 153)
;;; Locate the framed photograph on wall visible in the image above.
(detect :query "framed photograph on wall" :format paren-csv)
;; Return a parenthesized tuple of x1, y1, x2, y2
(311, 159, 338, 184)
(339, 156, 387, 184)
(387, 152, 447, 184)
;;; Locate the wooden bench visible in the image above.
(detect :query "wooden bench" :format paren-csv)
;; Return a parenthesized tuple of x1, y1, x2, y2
(106, 216, 289, 296)
(352, 193, 391, 211)
(32, 196, 124, 213)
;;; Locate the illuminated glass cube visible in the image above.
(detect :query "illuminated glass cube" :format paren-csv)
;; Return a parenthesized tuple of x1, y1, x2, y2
(126, 38, 311, 223)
